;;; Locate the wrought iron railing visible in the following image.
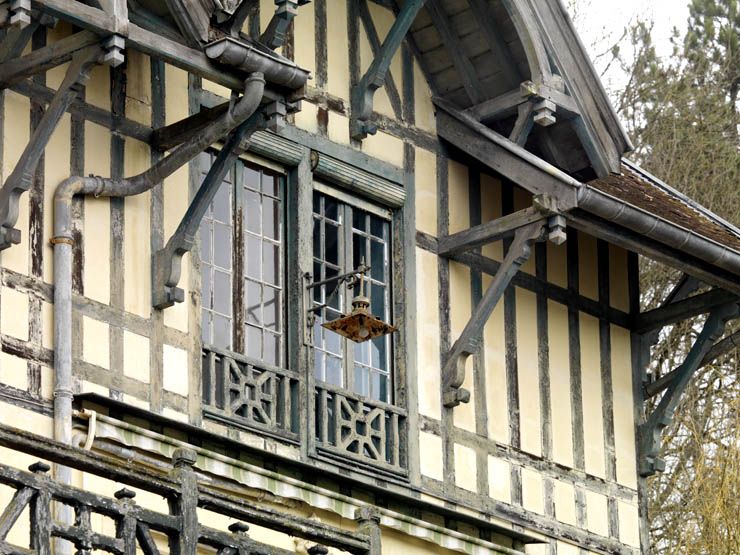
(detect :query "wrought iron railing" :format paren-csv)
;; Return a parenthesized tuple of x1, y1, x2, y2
(314, 383, 407, 474)
(0, 424, 378, 555)
(202, 346, 300, 441)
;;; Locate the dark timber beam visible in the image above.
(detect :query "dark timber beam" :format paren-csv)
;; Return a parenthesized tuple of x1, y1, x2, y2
(645, 328, 740, 398)
(151, 102, 230, 151)
(634, 288, 740, 335)
(438, 195, 564, 257)
(464, 81, 579, 123)
(442, 221, 547, 407)
(642, 273, 702, 348)
(467, 0, 520, 89)
(260, 0, 309, 50)
(509, 102, 535, 146)
(0, 17, 41, 63)
(434, 98, 580, 206)
(0, 30, 99, 89)
(638, 303, 740, 476)
(350, 0, 425, 140)
(425, 0, 481, 106)
(0, 45, 102, 250)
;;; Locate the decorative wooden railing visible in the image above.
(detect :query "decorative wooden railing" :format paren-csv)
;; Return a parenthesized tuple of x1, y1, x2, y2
(314, 383, 407, 474)
(0, 424, 379, 555)
(202, 346, 300, 441)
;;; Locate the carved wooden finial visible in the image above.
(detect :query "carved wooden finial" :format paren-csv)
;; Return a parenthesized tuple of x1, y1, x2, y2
(172, 447, 198, 468)
(28, 461, 50, 474)
(228, 522, 250, 535)
(307, 546, 329, 555)
(114, 488, 136, 501)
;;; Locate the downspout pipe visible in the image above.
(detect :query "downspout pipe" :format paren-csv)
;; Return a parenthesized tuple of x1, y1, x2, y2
(51, 72, 265, 533)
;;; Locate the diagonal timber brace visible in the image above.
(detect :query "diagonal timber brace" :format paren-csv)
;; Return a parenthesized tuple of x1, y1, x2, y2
(152, 105, 275, 309)
(350, 0, 426, 141)
(260, 0, 310, 50)
(0, 44, 102, 250)
(638, 302, 740, 476)
(442, 220, 551, 408)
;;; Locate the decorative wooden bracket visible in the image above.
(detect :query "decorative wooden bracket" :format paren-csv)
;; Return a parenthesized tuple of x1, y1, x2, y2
(440, 196, 567, 408)
(638, 302, 740, 476)
(151, 101, 283, 309)
(0, 44, 102, 250)
(350, 0, 427, 141)
(260, 0, 310, 50)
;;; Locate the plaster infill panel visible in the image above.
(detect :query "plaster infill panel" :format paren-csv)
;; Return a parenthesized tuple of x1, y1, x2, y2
(415, 248, 441, 420)
(415, 147, 437, 236)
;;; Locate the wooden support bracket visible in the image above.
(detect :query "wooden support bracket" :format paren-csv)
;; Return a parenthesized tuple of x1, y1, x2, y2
(634, 288, 740, 335)
(349, 0, 426, 140)
(0, 44, 102, 250)
(638, 302, 740, 476)
(260, 0, 310, 50)
(442, 220, 550, 408)
(152, 108, 274, 309)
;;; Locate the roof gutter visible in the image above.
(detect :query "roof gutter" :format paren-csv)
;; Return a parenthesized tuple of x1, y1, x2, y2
(576, 184, 740, 277)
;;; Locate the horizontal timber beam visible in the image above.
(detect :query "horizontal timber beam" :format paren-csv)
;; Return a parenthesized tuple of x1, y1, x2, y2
(438, 195, 564, 257)
(464, 80, 579, 123)
(634, 288, 740, 335)
(0, 29, 100, 89)
(434, 98, 580, 206)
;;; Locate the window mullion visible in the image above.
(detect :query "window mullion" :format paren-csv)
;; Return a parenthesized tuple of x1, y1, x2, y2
(233, 160, 246, 354)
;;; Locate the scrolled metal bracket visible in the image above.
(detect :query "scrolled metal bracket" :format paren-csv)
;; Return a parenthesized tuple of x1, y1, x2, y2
(349, 0, 427, 141)
(151, 100, 285, 310)
(637, 302, 740, 476)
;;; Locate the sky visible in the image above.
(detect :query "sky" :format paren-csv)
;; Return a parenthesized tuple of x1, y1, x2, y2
(567, 0, 690, 94)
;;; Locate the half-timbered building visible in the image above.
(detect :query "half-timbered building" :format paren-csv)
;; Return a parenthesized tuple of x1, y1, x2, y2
(0, 0, 738, 554)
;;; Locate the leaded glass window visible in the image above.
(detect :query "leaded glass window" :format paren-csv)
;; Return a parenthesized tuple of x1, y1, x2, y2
(311, 190, 393, 403)
(199, 152, 285, 366)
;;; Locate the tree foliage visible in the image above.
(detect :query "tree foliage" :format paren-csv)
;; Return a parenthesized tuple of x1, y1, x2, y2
(612, 2, 740, 553)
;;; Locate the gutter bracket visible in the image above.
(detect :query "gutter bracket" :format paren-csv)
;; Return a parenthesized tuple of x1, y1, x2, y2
(349, 0, 427, 141)
(0, 44, 102, 250)
(637, 302, 740, 476)
(441, 202, 565, 408)
(152, 104, 281, 309)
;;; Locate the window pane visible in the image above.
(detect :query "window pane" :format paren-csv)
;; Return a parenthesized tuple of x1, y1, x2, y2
(213, 183, 230, 222)
(326, 356, 342, 386)
(244, 166, 260, 191)
(353, 234, 366, 269)
(370, 215, 385, 239)
(263, 286, 279, 329)
(200, 225, 212, 263)
(353, 210, 366, 231)
(214, 223, 232, 269)
(201, 265, 212, 309)
(263, 196, 279, 240)
(325, 223, 339, 265)
(213, 314, 231, 350)
(245, 235, 262, 280)
(246, 325, 262, 359)
(355, 366, 369, 397)
(324, 196, 338, 221)
(370, 239, 385, 282)
(213, 270, 231, 315)
(245, 280, 261, 324)
(245, 189, 261, 234)
(263, 242, 280, 286)
(264, 332, 280, 366)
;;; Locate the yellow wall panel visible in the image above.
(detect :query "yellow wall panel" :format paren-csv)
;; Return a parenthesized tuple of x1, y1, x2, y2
(43, 113, 71, 282)
(294, 101, 320, 134)
(292, 0, 316, 76)
(618, 500, 640, 548)
(447, 160, 469, 234)
(488, 456, 511, 503)
(419, 431, 443, 480)
(1, 286, 28, 341)
(521, 467, 544, 515)
(556, 540, 580, 555)
(548, 300, 574, 468)
(85, 64, 111, 111)
(82, 316, 110, 369)
(359, 26, 394, 118)
(414, 61, 436, 133)
(480, 173, 502, 261)
(611, 325, 637, 489)
(165, 65, 189, 125)
(326, 0, 350, 99)
(553, 480, 577, 526)
(580, 313, 605, 478)
(163, 164, 190, 332)
(450, 262, 475, 431)
(415, 147, 437, 235)
(163, 344, 189, 396)
(327, 111, 350, 145)
(123, 330, 150, 383)
(0, 352, 27, 391)
(585, 490, 609, 537)
(125, 51, 152, 126)
(609, 244, 630, 312)
(516, 288, 541, 457)
(483, 273, 507, 443)
(547, 241, 567, 288)
(83, 122, 111, 304)
(578, 232, 598, 301)
(2, 92, 30, 275)
(362, 130, 404, 167)
(416, 248, 441, 419)
(454, 443, 477, 492)
(124, 139, 151, 318)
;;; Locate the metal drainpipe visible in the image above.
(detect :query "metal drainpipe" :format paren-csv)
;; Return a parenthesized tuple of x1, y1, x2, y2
(50, 71, 265, 544)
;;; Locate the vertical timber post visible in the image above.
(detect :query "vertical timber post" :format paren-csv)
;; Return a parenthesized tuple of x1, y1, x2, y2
(170, 448, 199, 555)
(354, 507, 381, 555)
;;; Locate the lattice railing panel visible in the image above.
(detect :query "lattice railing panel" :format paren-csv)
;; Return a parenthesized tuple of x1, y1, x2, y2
(314, 384, 407, 473)
(202, 346, 299, 440)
